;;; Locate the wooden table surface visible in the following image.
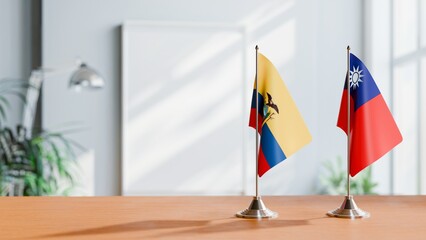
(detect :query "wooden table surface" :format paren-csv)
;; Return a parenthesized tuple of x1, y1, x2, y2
(0, 196, 425, 239)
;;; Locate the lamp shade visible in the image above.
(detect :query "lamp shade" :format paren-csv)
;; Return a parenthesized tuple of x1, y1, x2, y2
(69, 63, 104, 90)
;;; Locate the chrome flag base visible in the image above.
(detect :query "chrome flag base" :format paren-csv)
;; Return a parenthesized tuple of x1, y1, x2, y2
(327, 195, 370, 219)
(236, 196, 278, 219)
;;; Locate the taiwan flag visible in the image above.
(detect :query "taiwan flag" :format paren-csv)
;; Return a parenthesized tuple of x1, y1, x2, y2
(337, 53, 402, 177)
(249, 53, 311, 177)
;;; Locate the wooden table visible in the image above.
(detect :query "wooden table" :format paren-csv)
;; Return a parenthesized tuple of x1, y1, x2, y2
(0, 196, 425, 239)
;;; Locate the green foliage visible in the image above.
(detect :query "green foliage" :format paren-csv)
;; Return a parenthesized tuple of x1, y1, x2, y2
(319, 156, 378, 195)
(0, 78, 80, 196)
(0, 126, 80, 196)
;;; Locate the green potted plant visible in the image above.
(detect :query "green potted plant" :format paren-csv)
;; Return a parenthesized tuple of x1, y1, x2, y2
(0, 79, 80, 196)
(318, 156, 378, 195)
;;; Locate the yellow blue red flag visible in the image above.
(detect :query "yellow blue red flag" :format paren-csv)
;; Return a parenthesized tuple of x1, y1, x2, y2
(249, 53, 311, 177)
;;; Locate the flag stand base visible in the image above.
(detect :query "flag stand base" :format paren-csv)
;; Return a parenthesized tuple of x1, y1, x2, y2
(236, 196, 278, 219)
(327, 195, 370, 219)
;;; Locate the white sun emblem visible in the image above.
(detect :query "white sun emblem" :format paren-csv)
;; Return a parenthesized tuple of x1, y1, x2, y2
(350, 66, 364, 89)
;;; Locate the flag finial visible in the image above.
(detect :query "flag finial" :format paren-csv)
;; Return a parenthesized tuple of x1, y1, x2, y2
(255, 45, 259, 50)
(347, 45, 351, 51)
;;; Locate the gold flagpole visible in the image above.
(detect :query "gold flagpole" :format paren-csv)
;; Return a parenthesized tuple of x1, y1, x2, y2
(327, 46, 369, 219)
(236, 45, 277, 219)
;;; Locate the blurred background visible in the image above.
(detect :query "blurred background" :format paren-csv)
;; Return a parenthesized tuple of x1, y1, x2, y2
(0, 0, 424, 196)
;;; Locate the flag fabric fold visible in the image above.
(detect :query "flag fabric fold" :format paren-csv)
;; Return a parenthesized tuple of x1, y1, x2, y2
(337, 53, 403, 177)
(249, 53, 311, 177)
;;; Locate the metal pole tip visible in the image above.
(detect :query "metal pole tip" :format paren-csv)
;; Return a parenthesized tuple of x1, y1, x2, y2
(255, 45, 259, 50)
(347, 45, 351, 50)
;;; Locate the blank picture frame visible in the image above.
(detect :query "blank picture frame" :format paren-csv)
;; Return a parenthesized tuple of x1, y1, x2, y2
(121, 21, 248, 195)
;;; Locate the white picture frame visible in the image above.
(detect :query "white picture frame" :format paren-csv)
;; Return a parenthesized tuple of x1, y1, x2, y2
(121, 21, 248, 195)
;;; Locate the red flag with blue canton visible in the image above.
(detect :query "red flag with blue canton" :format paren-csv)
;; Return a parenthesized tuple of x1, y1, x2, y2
(337, 53, 403, 177)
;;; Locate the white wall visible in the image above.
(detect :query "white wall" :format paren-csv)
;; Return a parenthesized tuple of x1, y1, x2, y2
(364, 0, 393, 194)
(42, 0, 363, 195)
(0, 0, 32, 127)
(365, 0, 426, 195)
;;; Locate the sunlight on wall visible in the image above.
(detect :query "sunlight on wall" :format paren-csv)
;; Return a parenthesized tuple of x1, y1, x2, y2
(121, 0, 362, 196)
(173, 31, 243, 79)
(241, 0, 294, 31)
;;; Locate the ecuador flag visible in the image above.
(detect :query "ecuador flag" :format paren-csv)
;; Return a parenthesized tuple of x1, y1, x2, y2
(249, 53, 312, 177)
(337, 53, 402, 177)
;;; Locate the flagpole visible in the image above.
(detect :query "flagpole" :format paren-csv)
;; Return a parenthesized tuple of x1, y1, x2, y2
(326, 46, 369, 219)
(236, 45, 277, 219)
(346, 45, 351, 198)
(255, 45, 259, 198)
